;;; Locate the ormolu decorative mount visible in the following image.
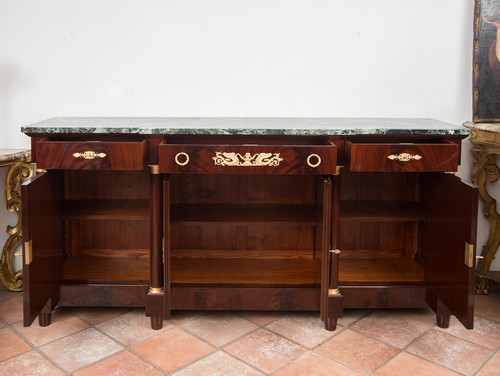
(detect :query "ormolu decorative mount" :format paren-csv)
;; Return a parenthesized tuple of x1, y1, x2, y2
(213, 152, 283, 167)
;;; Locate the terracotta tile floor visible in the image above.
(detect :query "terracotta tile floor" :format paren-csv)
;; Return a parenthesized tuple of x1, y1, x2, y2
(0, 288, 499, 375)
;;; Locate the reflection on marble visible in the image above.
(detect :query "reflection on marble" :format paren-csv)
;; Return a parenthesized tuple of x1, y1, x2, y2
(463, 121, 500, 134)
(21, 117, 469, 136)
(0, 150, 31, 164)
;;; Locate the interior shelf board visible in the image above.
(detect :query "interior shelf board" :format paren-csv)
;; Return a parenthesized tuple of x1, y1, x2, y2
(170, 257, 322, 285)
(171, 249, 316, 260)
(171, 204, 322, 225)
(341, 201, 425, 222)
(65, 200, 149, 220)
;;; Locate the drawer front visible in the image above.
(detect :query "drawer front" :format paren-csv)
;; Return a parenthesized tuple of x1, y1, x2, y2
(36, 141, 145, 170)
(348, 142, 460, 172)
(159, 144, 337, 174)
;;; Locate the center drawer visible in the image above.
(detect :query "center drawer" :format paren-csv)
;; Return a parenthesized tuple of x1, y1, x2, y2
(159, 142, 337, 174)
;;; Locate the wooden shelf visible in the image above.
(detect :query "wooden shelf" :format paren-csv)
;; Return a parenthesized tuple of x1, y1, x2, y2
(63, 256, 149, 282)
(171, 249, 316, 260)
(341, 201, 425, 222)
(171, 257, 322, 285)
(171, 204, 322, 225)
(339, 258, 424, 283)
(65, 200, 149, 220)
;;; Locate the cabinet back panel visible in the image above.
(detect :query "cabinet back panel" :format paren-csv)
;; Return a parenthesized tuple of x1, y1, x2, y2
(171, 224, 317, 252)
(341, 171, 420, 202)
(66, 219, 149, 256)
(170, 174, 317, 205)
(340, 222, 418, 258)
(66, 170, 150, 200)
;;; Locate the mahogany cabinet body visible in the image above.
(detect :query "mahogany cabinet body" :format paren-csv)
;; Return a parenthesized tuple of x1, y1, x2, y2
(22, 132, 477, 330)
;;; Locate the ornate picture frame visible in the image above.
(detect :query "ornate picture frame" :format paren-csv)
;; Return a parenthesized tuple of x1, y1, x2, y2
(474, 0, 500, 122)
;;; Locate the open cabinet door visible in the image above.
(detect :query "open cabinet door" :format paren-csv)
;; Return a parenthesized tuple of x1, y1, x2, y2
(423, 173, 478, 329)
(22, 170, 64, 326)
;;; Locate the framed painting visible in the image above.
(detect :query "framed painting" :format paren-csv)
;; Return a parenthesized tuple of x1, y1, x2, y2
(474, 0, 500, 122)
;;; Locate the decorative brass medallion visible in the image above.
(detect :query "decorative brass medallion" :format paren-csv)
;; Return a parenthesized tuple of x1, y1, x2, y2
(73, 151, 107, 159)
(213, 152, 283, 167)
(387, 153, 422, 162)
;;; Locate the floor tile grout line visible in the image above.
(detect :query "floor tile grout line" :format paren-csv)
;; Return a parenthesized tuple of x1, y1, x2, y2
(470, 347, 499, 376)
(395, 325, 471, 376)
(0, 320, 72, 375)
(2, 300, 500, 375)
(366, 325, 437, 376)
(169, 320, 303, 375)
(271, 348, 369, 376)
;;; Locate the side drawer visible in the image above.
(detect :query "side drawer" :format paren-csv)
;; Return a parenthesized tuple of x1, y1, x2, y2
(159, 143, 337, 174)
(36, 140, 145, 170)
(346, 141, 460, 172)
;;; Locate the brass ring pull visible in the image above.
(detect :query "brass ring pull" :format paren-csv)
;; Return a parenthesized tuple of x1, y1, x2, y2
(307, 154, 321, 168)
(175, 152, 190, 166)
(387, 153, 422, 162)
(73, 151, 106, 160)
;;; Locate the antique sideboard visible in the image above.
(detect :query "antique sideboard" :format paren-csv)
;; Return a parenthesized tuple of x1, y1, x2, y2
(21, 118, 478, 331)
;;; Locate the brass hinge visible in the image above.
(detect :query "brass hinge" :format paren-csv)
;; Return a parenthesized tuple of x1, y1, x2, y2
(465, 242, 475, 267)
(24, 240, 33, 264)
(334, 166, 344, 176)
(162, 238, 165, 264)
(330, 249, 341, 254)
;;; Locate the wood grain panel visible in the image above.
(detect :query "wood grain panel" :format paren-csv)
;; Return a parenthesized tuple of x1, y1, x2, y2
(338, 258, 424, 283)
(423, 173, 478, 329)
(159, 143, 337, 174)
(22, 171, 65, 326)
(36, 140, 145, 170)
(347, 141, 459, 172)
(63, 257, 149, 282)
(170, 174, 317, 205)
(170, 258, 321, 285)
(171, 287, 320, 311)
(340, 286, 427, 308)
(59, 284, 148, 307)
(67, 170, 150, 200)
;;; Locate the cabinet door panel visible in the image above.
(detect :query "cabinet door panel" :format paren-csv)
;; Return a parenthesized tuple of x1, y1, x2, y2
(22, 171, 64, 326)
(423, 173, 478, 329)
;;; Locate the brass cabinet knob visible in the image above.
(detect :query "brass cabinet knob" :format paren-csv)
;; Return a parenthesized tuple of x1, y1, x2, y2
(307, 154, 321, 168)
(175, 152, 190, 166)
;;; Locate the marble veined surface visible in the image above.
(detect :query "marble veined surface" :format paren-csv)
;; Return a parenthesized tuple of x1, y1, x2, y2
(21, 117, 470, 136)
(463, 121, 500, 134)
(0, 149, 31, 164)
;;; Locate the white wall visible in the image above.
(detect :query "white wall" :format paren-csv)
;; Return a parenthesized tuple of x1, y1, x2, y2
(1, 0, 498, 271)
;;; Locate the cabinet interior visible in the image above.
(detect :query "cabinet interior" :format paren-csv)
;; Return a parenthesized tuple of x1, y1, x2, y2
(339, 170, 424, 283)
(59, 169, 426, 285)
(62, 170, 150, 283)
(169, 173, 324, 286)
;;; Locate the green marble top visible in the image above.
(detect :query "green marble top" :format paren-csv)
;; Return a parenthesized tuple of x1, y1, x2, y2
(21, 117, 470, 136)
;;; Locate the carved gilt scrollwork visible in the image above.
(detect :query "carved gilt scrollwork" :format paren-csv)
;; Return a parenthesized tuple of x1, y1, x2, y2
(470, 135, 500, 294)
(0, 159, 34, 291)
